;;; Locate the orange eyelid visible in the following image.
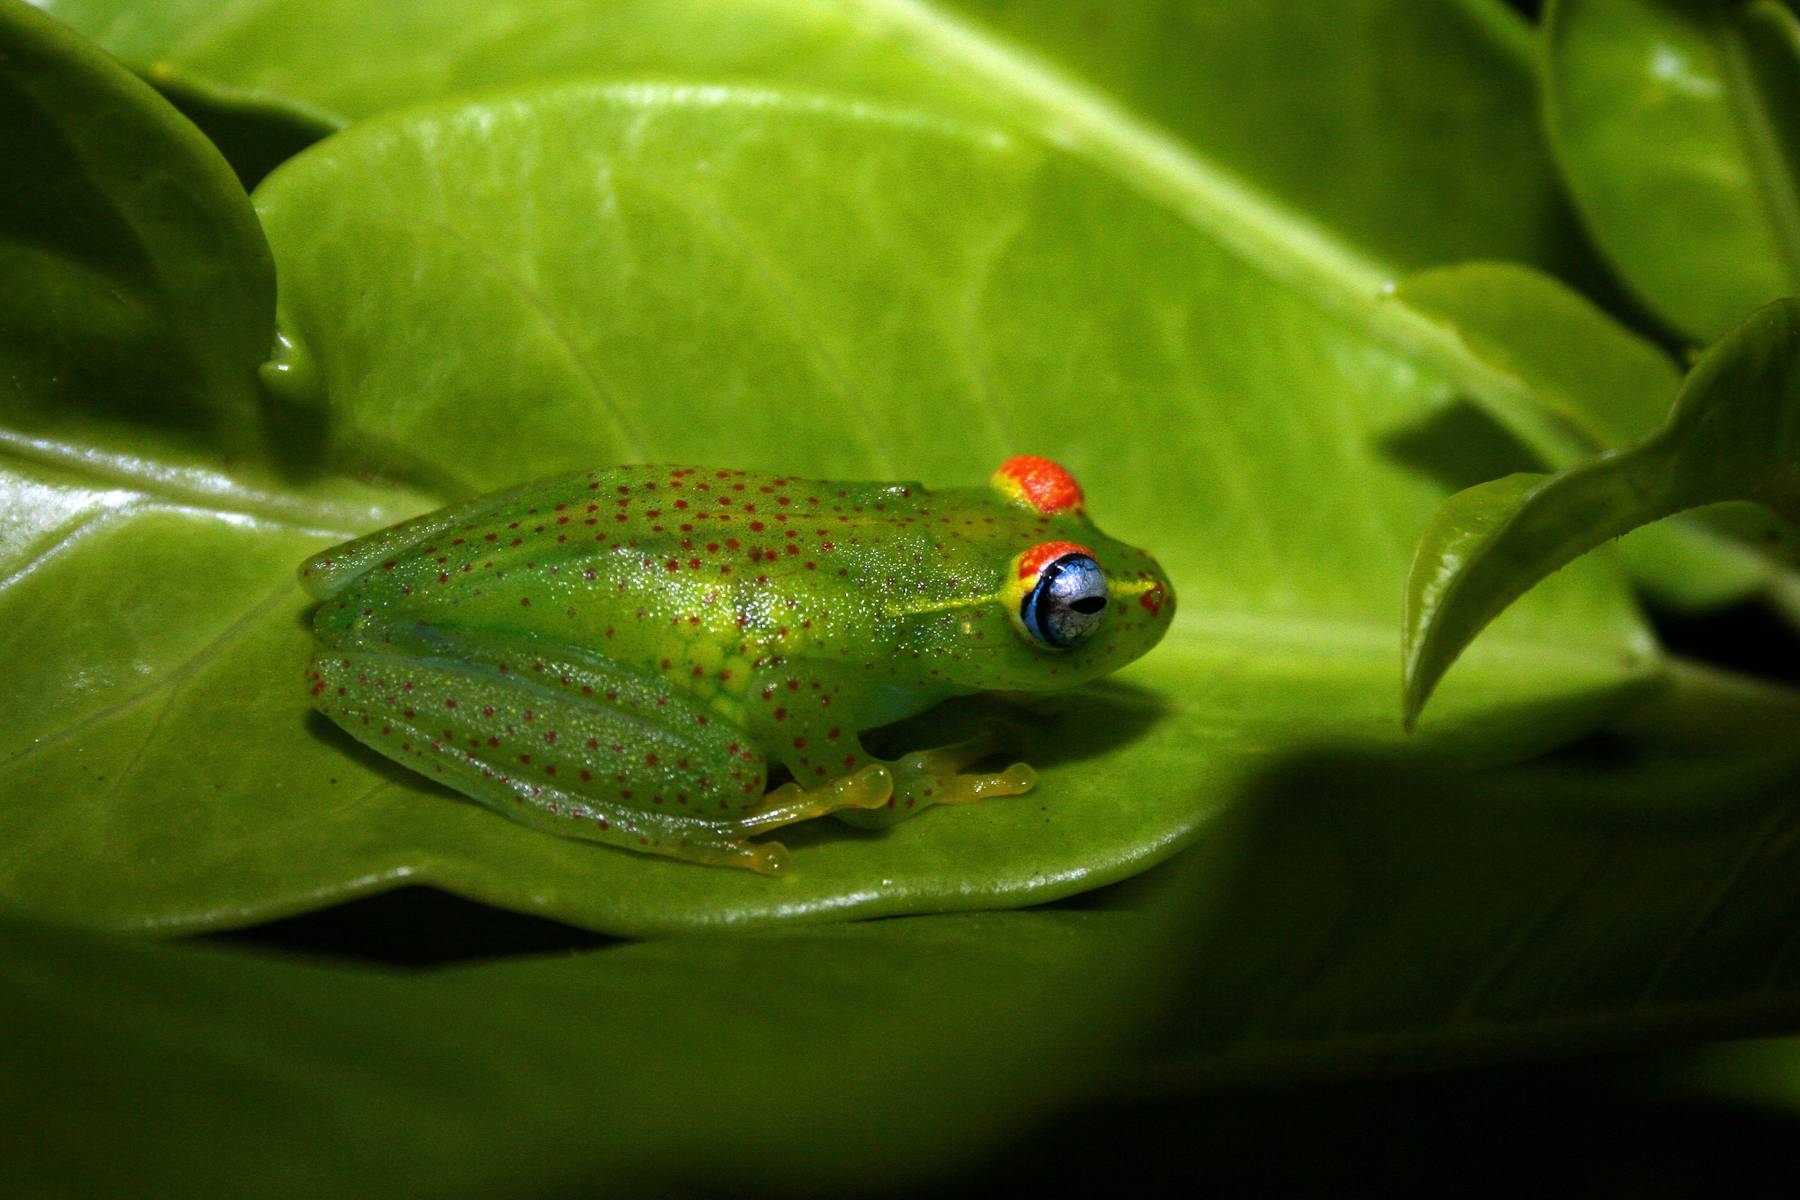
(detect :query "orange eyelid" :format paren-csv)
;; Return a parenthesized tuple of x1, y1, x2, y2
(1016, 541, 1095, 580)
(991, 455, 1085, 514)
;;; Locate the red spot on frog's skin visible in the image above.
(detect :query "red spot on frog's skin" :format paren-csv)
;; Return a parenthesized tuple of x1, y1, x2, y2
(990, 455, 1084, 514)
(1016, 540, 1096, 580)
(1140, 583, 1167, 616)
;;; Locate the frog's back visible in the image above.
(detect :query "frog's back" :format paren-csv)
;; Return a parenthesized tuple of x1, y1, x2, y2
(298, 465, 926, 601)
(298, 468, 605, 600)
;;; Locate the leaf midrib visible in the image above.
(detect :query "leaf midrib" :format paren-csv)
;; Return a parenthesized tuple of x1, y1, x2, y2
(854, 0, 1588, 490)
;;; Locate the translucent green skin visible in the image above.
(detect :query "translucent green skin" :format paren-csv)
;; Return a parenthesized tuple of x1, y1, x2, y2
(302, 465, 1173, 869)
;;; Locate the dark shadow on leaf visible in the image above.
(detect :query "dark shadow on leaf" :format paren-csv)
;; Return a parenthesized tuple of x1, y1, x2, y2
(1654, 598, 1800, 686)
(204, 884, 617, 968)
(865, 681, 1172, 771)
(302, 708, 444, 793)
(1377, 397, 1545, 493)
(155, 76, 328, 192)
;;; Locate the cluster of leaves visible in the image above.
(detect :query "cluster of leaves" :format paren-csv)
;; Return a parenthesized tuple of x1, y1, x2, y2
(1402, 0, 1800, 723)
(3, 0, 1800, 1193)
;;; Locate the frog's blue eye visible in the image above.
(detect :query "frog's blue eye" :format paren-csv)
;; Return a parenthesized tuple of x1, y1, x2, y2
(1021, 553, 1108, 649)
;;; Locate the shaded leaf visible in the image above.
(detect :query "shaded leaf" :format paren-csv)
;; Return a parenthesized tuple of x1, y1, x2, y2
(1394, 261, 1679, 455)
(1141, 659, 1800, 1084)
(0, 0, 272, 459)
(1404, 299, 1800, 727)
(0, 907, 1157, 1197)
(1545, 0, 1800, 343)
(935, 0, 1596, 281)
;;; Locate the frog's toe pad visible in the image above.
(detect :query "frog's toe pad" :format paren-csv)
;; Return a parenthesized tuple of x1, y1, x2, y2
(927, 763, 1038, 807)
(704, 837, 792, 876)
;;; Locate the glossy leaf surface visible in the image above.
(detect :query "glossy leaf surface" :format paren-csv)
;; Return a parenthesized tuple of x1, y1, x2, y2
(1404, 299, 1800, 727)
(1545, 0, 1800, 343)
(0, 82, 1653, 934)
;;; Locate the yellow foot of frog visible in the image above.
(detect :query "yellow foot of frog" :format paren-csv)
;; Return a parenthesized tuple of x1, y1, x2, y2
(836, 730, 1037, 829)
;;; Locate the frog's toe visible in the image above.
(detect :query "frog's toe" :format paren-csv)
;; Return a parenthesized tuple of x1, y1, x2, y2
(670, 830, 792, 875)
(736, 763, 893, 835)
(835, 757, 1037, 828)
(895, 730, 1009, 777)
(916, 762, 1038, 807)
(732, 838, 792, 876)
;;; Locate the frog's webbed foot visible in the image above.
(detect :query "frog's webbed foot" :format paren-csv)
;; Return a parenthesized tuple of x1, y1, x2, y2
(894, 731, 1038, 804)
(837, 730, 1037, 829)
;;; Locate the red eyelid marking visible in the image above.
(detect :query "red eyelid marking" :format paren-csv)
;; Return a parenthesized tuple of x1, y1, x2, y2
(1018, 541, 1095, 580)
(992, 455, 1084, 514)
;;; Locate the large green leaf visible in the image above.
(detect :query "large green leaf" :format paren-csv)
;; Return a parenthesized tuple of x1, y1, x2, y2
(0, 0, 272, 460)
(0, 82, 1654, 935)
(1544, 0, 1800, 344)
(22, 0, 1017, 175)
(1403, 299, 1800, 727)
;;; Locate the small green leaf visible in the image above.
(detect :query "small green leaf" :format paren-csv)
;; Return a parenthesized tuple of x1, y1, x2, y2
(0, 0, 273, 461)
(1394, 261, 1680, 456)
(1403, 299, 1800, 728)
(1393, 261, 1800, 611)
(1545, 0, 1800, 343)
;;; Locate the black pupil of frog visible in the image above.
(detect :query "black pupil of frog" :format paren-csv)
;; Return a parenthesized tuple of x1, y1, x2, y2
(1071, 596, 1106, 614)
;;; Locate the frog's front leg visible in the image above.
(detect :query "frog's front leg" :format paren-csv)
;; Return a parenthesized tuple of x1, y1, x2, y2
(834, 730, 1038, 830)
(745, 669, 1036, 831)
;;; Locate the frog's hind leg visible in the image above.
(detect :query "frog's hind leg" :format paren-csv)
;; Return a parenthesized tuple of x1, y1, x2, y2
(308, 626, 791, 873)
(299, 469, 592, 600)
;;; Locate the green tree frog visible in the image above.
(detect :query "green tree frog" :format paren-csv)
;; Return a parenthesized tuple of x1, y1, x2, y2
(302, 456, 1173, 873)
